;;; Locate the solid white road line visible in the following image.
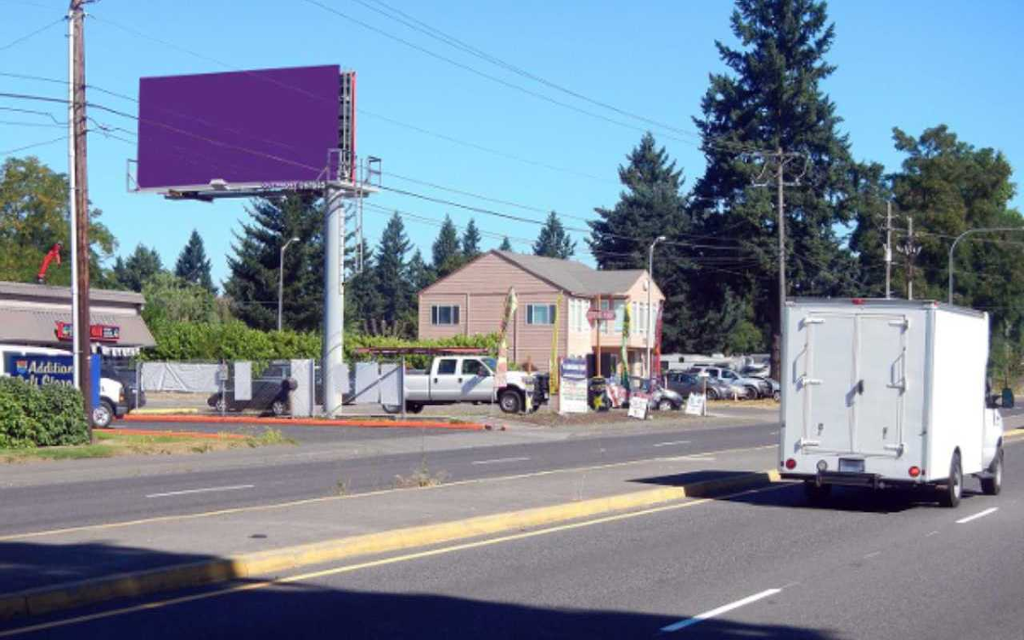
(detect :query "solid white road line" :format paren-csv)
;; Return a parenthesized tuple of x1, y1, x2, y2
(145, 485, 255, 499)
(471, 457, 530, 465)
(661, 588, 783, 633)
(955, 507, 998, 524)
(653, 440, 692, 448)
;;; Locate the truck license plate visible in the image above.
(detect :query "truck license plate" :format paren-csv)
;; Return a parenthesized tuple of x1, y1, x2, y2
(838, 458, 865, 473)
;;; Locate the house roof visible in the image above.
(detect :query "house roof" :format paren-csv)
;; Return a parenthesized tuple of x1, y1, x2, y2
(492, 251, 648, 296)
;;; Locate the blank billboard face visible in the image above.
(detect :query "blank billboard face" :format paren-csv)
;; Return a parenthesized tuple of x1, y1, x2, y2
(137, 65, 341, 191)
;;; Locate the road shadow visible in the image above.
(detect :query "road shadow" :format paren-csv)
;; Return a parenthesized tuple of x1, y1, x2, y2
(0, 539, 846, 639)
(0, 539, 241, 594)
(628, 469, 988, 514)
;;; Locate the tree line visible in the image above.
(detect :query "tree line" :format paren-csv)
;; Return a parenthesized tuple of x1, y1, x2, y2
(1, 0, 1021, 383)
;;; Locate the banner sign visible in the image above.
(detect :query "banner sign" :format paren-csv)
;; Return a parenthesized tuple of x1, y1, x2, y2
(586, 309, 615, 322)
(628, 392, 650, 420)
(4, 353, 101, 408)
(55, 322, 121, 343)
(549, 293, 562, 396)
(685, 393, 707, 416)
(558, 357, 588, 414)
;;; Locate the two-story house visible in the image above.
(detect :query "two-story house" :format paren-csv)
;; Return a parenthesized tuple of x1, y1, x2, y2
(418, 250, 666, 376)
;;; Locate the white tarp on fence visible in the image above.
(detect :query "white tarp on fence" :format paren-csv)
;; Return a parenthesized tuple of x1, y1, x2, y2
(141, 363, 220, 393)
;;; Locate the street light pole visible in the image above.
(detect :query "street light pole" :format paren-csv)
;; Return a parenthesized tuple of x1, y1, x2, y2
(948, 227, 1024, 303)
(278, 236, 300, 331)
(646, 235, 666, 379)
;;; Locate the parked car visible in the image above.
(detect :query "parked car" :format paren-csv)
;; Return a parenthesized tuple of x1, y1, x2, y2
(207, 362, 296, 416)
(688, 365, 770, 399)
(627, 376, 684, 411)
(665, 371, 736, 401)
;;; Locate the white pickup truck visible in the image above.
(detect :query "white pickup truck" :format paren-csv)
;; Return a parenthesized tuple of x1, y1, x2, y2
(779, 298, 1004, 507)
(390, 356, 547, 414)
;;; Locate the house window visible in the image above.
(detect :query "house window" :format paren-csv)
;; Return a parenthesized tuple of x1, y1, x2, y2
(613, 300, 625, 333)
(431, 305, 460, 326)
(571, 298, 588, 333)
(526, 304, 556, 325)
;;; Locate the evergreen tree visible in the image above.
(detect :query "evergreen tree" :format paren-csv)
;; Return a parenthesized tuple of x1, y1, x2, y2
(432, 215, 463, 277)
(345, 239, 383, 334)
(590, 133, 694, 351)
(533, 211, 576, 259)
(224, 195, 323, 331)
(406, 249, 435, 292)
(174, 230, 215, 293)
(498, 237, 513, 252)
(689, 0, 859, 374)
(461, 219, 482, 259)
(374, 212, 412, 334)
(114, 244, 164, 292)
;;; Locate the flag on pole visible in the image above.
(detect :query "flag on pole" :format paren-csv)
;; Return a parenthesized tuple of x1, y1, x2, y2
(619, 301, 631, 387)
(496, 287, 517, 388)
(653, 302, 664, 380)
(549, 293, 562, 396)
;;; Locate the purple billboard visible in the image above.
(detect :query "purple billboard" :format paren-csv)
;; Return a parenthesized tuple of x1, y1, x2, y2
(137, 65, 347, 192)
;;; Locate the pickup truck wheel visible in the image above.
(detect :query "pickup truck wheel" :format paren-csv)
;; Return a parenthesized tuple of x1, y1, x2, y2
(405, 402, 424, 414)
(981, 448, 1003, 496)
(214, 396, 228, 413)
(499, 390, 522, 414)
(803, 481, 831, 503)
(940, 452, 963, 508)
(92, 400, 114, 428)
(744, 385, 759, 400)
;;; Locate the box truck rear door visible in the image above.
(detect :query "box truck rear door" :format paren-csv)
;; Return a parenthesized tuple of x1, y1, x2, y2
(804, 314, 856, 453)
(853, 315, 907, 455)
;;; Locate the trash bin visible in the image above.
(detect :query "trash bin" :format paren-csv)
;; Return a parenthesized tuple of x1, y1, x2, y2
(1002, 388, 1015, 409)
(588, 377, 609, 412)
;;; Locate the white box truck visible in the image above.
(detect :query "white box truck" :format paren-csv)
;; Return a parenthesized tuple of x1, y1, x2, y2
(779, 298, 1004, 507)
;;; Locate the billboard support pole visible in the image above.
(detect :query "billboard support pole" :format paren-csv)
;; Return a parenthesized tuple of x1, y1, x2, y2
(322, 185, 346, 417)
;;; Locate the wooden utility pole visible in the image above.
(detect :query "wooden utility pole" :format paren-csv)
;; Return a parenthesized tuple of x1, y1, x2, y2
(70, 0, 93, 438)
(897, 215, 921, 301)
(885, 201, 893, 299)
(752, 148, 808, 382)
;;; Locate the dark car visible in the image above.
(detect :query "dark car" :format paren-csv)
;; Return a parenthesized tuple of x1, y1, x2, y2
(665, 371, 735, 401)
(627, 376, 684, 411)
(207, 362, 296, 416)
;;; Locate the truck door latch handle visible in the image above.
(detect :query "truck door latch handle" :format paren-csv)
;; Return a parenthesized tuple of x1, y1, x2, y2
(798, 376, 822, 388)
(856, 380, 865, 395)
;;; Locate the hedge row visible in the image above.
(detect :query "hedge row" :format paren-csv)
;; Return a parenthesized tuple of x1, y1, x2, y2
(0, 377, 89, 449)
(145, 321, 499, 369)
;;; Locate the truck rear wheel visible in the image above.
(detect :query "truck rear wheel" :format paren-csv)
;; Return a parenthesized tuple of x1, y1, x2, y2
(940, 452, 963, 508)
(405, 402, 424, 414)
(980, 448, 1003, 496)
(499, 390, 522, 414)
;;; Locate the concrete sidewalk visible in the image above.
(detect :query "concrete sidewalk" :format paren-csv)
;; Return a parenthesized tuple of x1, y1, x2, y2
(0, 445, 779, 618)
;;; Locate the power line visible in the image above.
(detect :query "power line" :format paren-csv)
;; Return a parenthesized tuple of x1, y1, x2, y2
(351, 0, 755, 153)
(0, 135, 68, 156)
(0, 15, 64, 52)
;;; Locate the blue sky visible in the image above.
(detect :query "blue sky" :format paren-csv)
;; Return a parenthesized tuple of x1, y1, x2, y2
(2, 0, 1023, 286)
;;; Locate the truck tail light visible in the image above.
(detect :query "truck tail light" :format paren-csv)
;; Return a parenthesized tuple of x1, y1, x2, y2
(908, 466, 921, 478)
(785, 458, 797, 470)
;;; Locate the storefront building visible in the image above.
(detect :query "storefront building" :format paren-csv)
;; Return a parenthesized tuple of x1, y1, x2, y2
(0, 282, 155, 358)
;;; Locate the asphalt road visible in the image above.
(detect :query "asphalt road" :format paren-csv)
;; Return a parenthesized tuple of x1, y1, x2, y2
(5, 441, 1018, 639)
(0, 419, 778, 537)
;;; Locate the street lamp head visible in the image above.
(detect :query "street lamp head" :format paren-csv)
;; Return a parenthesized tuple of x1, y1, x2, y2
(291, 236, 300, 242)
(657, 235, 667, 242)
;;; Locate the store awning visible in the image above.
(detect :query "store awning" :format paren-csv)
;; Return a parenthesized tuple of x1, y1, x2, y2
(0, 308, 155, 350)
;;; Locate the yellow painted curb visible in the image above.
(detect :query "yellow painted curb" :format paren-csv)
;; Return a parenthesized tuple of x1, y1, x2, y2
(0, 471, 778, 622)
(1004, 428, 1024, 442)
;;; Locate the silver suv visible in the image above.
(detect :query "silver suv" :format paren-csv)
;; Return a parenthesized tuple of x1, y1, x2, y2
(688, 366, 771, 399)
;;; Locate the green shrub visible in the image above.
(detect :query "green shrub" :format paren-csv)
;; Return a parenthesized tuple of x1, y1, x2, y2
(0, 377, 89, 449)
(145, 321, 499, 370)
